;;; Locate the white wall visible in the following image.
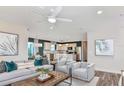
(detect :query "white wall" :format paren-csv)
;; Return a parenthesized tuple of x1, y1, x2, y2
(88, 29, 124, 73)
(0, 21, 28, 61)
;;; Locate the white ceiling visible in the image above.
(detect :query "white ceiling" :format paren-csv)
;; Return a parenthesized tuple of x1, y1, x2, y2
(0, 6, 124, 42)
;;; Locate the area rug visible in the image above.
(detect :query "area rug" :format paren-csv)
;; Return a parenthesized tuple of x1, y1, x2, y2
(57, 77, 99, 86)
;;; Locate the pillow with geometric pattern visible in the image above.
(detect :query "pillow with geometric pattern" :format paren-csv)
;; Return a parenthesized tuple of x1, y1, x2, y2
(0, 61, 6, 73)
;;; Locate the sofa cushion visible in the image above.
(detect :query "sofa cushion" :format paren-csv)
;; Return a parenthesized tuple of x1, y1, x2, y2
(42, 65, 53, 71)
(0, 69, 33, 82)
(72, 68, 87, 79)
(0, 61, 6, 73)
(17, 62, 34, 69)
(56, 65, 68, 73)
(80, 62, 88, 68)
(60, 57, 67, 62)
(28, 66, 44, 72)
(57, 61, 66, 66)
(5, 61, 18, 72)
(0, 72, 41, 86)
(58, 58, 67, 65)
(28, 65, 53, 72)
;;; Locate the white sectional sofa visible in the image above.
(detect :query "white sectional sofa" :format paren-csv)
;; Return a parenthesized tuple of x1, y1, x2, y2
(0, 64, 53, 86)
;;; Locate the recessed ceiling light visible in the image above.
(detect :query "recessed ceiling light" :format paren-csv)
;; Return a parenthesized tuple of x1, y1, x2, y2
(50, 9, 54, 12)
(50, 26, 54, 30)
(59, 44, 62, 47)
(97, 10, 103, 15)
(66, 44, 69, 46)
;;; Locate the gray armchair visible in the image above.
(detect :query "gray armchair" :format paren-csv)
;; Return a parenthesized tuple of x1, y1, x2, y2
(55, 57, 76, 74)
(72, 62, 95, 81)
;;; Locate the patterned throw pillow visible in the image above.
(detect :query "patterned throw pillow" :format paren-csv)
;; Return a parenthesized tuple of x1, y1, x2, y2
(42, 58, 49, 65)
(0, 61, 6, 73)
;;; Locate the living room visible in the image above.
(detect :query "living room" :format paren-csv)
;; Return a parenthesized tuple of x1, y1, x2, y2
(0, 2, 124, 93)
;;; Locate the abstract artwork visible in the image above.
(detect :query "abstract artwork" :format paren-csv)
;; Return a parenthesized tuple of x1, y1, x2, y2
(95, 39, 113, 56)
(0, 32, 18, 56)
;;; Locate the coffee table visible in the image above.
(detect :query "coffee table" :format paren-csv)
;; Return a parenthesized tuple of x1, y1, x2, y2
(11, 71, 70, 86)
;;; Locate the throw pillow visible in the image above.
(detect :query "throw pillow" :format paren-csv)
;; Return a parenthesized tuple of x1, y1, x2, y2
(0, 61, 6, 73)
(11, 61, 18, 70)
(5, 61, 18, 72)
(42, 58, 49, 65)
(34, 59, 43, 66)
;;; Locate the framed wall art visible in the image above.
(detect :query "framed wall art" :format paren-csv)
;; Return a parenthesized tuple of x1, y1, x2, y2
(95, 39, 113, 56)
(0, 31, 18, 56)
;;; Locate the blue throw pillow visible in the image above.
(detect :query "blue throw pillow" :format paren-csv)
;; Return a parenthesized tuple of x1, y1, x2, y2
(11, 61, 17, 70)
(34, 59, 43, 66)
(5, 61, 18, 72)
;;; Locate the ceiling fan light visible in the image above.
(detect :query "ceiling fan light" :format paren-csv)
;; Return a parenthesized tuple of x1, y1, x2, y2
(48, 18, 56, 23)
(97, 10, 103, 14)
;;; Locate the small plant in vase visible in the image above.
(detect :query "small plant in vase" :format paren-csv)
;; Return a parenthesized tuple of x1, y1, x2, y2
(43, 69, 49, 74)
(36, 68, 50, 79)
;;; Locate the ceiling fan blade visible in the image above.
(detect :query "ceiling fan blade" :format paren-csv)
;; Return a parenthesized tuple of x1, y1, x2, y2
(32, 7, 47, 17)
(37, 20, 48, 24)
(51, 6, 63, 17)
(56, 18, 72, 22)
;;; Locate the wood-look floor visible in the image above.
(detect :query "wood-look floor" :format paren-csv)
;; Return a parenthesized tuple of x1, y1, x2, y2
(95, 71, 121, 86)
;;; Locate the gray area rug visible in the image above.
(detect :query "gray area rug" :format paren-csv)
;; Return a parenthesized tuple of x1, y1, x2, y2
(57, 77, 99, 86)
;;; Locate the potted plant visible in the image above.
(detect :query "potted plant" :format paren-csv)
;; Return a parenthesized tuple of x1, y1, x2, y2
(36, 68, 50, 79)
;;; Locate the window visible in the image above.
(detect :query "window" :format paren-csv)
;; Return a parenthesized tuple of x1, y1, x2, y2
(28, 42, 35, 59)
(51, 44, 55, 53)
(28, 38, 44, 60)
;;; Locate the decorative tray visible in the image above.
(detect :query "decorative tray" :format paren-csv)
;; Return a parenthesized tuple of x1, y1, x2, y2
(36, 74, 54, 83)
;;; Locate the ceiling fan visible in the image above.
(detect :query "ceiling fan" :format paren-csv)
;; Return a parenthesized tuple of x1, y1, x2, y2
(47, 6, 72, 24)
(34, 6, 73, 29)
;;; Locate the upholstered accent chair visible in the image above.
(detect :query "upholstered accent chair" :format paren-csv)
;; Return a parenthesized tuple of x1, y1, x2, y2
(72, 62, 95, 81)
(55, 57, 75, 74)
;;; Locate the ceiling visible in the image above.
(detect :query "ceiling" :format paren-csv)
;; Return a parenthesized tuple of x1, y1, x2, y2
(0, 6, 124, 42)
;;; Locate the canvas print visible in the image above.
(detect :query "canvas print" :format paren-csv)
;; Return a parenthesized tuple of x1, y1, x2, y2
(0, 32, 18, 56)
(96, 39, 113, 56)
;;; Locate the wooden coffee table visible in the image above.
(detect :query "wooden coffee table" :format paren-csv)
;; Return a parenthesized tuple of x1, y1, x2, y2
(11, 71, 70, 86)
